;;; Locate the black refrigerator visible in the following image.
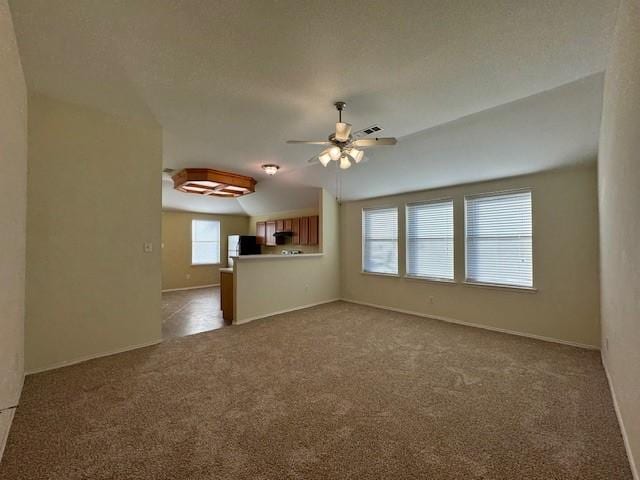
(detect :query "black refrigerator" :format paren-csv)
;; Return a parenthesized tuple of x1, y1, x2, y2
(227, 235, 260, 267)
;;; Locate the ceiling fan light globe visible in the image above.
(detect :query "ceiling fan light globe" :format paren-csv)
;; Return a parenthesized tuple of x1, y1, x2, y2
(339, 156, 351, 170)
(349, 148, 364, 163)
(328, 146, 341, 161)
(318, 152, 332, 167)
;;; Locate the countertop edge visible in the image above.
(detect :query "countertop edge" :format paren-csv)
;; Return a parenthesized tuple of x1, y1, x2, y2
(230, 253, 324, 261)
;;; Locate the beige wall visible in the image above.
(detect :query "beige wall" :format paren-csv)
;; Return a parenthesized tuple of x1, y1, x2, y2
(341, 166, 600, 347)
(598, 0, 640, 475)
(162, 211, 249, 290)
(234, 190, 340, 322)
(249, 207, 320, 254)
(25, 94, 163, 373)
(0, 0, 26, 459)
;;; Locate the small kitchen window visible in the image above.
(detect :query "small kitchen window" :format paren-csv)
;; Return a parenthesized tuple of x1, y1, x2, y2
(192, 219, 220, 265)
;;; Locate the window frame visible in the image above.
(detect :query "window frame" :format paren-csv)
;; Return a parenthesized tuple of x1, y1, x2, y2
(404, 197, 455, 283)
(191, 219, 221, 266)
(361, 206, 400, 277)
(463, 188, 535, 291)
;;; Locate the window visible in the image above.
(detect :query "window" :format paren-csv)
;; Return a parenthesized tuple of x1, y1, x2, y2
(465, 190, 533, 288)
(406, 200, 454, 281)
(362, 207, 398, 275)
(191, 219, 220, 265)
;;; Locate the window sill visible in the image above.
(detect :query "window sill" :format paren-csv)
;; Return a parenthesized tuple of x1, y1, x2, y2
(361, 271, 400, 278)
(404, 275, 457, 285)
(191, 263, 221, 267)
(463, 281, 537, 293)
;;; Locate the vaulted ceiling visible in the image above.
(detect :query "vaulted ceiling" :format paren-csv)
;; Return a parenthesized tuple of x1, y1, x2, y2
(10, 0, 618, 215)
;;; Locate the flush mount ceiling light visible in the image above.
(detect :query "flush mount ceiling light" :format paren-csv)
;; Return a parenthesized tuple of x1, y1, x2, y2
(261, 164, 280, 175)
(286, 101, 398, 169)
(172, 168, 256, 198)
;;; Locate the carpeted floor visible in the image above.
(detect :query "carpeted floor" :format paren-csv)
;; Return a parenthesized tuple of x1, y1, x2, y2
(0, 301, 631, 479)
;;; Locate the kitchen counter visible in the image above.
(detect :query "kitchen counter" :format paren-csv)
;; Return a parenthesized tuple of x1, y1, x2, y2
(230, 253, 323, 261)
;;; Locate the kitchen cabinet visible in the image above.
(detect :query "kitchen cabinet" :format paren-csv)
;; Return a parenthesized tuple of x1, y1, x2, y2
(256, 215, 317, 247)
(256, 221, 266, 245)
(291, 217, 300, 244)
(266, 221, 276, 246)
(308, 215, 319, 245)
(299, 216, 309, 245)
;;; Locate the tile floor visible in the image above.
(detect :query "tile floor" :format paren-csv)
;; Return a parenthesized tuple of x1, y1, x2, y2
(161, 287, 228, 339)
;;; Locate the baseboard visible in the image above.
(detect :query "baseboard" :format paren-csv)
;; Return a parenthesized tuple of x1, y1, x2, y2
(162, 283, 219, 293)
(602, 354, 639, 480)
(0, 407, 16, 463)
(25, 338, 163, 375)
(0, 370, 24, 464)
(341, 298, 599, 350)
(234, 298, 341, 325)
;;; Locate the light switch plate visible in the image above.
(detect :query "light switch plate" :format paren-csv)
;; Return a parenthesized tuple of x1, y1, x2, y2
(143, 242, 153, 253)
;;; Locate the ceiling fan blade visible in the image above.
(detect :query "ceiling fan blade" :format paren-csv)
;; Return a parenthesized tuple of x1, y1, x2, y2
(286, 140, 331, 145)
(351, 137, 397, 148)
(307, 154, 320, 164)
(335, 122, 352, 142)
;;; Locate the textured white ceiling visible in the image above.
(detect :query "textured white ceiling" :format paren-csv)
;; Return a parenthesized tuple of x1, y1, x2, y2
(282, 73, 605, 201)
(10, 0, 617, 215)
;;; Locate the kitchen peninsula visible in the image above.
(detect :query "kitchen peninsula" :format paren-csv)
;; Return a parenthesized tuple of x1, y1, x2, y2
(219, 253, 324, 323)
(222, 190, 339, 325)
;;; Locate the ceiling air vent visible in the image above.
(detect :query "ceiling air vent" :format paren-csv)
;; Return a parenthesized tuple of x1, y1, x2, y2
(352, 124, 384, 140)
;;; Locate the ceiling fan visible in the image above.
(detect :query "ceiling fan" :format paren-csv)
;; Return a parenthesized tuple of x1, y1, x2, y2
(286, 102, 397, 170)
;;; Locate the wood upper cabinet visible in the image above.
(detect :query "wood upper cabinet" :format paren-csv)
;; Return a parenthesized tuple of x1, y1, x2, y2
(291, 217, 300, 244)
(257, 215, 316, 247)
(266, 221, 276, 246)
(256, 221, 266, 245)
(299, 216, 309, 245)
(308, 215, 319, 245)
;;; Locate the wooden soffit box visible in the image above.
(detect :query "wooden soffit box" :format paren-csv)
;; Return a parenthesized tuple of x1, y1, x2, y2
(172, 168, 257, 198)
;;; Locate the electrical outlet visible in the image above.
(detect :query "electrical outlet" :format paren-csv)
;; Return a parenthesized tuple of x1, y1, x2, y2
(428, 296, 434, 305)
(186, 273, 191, 280)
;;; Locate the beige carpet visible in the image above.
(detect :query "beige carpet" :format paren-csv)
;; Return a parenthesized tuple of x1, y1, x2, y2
(0, 302, 631, 479)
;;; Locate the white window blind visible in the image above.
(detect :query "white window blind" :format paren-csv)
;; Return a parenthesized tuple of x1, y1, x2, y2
(192, 219, 220, 265)
(407, 200, 454, 280)
(465, 191, 533, 287)
(362, 207, 398, 275)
